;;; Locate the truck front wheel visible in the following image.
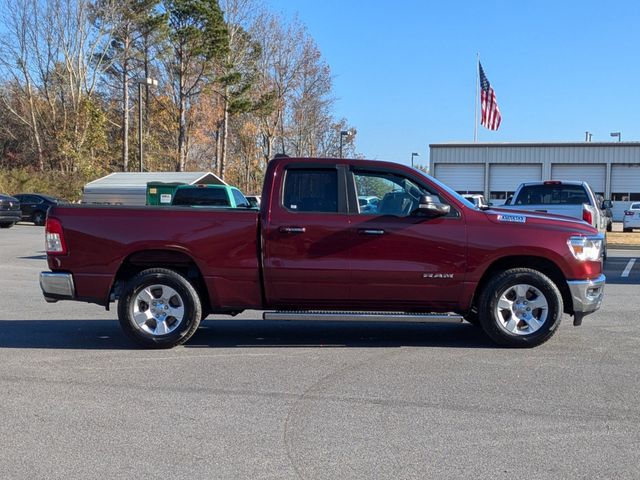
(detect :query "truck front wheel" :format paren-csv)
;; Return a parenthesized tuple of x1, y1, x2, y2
(117, 268, 202, 348)
(478, 268, 563, 347)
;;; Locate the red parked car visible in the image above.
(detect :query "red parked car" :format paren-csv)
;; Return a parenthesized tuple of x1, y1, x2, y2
(40, 157, 605, 348)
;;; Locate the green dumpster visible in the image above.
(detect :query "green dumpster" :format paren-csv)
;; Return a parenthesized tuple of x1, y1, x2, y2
(146, 182, 184, 206)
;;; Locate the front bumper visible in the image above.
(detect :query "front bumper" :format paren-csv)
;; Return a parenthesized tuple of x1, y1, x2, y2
(40, 272, 75, 303)
(0, 211, 21, 223)
(567, 274, 605, 325)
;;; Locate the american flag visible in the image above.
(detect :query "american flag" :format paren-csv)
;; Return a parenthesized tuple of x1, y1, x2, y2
(479, 62, 501, 131)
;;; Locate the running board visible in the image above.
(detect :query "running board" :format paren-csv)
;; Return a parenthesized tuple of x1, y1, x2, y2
(262, 311, 464, 323)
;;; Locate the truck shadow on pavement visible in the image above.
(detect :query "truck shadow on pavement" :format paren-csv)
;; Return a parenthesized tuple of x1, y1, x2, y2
(189, 320, 496, 349)
(0, 319, 495, 349)
(0, 320, 134, 349)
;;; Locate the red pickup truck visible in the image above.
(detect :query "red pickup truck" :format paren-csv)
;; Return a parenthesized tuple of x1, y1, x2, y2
(40, 157, 606, 348)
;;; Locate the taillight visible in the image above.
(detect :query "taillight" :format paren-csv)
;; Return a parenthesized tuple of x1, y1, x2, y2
(582, 207, 593, 225)
(45, 217, 67, 254)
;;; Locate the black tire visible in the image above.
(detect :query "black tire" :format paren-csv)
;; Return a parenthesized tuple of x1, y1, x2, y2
(117, 268, 202, 348)
(0, 222, 15, 228)
(606, 222, 612, 233)
(623, 227, 632, 233)
(478, 268, 563, 348)
(32, 210, 46, 226)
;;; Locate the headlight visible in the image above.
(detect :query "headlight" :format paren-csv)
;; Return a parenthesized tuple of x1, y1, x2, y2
(567, 236, 603, 261)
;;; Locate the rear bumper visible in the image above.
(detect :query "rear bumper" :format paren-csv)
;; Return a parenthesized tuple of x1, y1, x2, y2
(567, 274, 605, 324)
(40, 272, 75, 303)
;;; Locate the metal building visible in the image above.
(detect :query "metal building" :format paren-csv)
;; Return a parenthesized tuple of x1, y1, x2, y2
(430, 142, 640, 220)
(82, 171, 226, 205)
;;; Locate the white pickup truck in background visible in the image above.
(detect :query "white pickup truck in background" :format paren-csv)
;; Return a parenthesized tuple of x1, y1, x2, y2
(503, 180, 609, 235)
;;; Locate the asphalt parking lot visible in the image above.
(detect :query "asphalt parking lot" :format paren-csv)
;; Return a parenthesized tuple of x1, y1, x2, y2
(1, 224, 639, 479)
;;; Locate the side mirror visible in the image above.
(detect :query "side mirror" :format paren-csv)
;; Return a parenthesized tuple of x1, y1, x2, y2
(416, 195, 450, 217)
(602, 200, 612, 209)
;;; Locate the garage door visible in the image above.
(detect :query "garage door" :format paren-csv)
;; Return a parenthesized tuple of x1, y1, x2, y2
(551, 164, 605, 195)
(489, 164, 542, 192)
(611, 165, 640, 220)
(611, 165, 640, 194)
(433, 163, 484, 193)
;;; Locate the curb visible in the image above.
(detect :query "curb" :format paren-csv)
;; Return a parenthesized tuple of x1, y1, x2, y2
(607, 244, 640, 250)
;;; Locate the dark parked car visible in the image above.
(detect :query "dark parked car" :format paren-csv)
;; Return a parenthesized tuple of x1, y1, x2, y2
(13, 193, 62, 226)
(0, 194, 21, 228)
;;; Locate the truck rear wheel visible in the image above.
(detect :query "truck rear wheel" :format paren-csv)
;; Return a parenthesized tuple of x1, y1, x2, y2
(478, 268, 563, 347)
(117, 268, 202, 348)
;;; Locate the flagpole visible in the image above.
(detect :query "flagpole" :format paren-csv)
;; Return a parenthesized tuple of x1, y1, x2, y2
(474, 53, 479, 142)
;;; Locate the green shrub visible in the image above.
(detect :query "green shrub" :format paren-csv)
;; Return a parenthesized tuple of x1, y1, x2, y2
(0, 169, 103, 202)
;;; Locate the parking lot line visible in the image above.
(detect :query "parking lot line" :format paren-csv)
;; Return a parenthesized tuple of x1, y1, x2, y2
(621, 259, 636, 278)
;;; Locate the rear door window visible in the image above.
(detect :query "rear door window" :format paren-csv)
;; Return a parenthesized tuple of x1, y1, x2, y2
(515, 184, 589, 205)
(283, 169, 338, 213)
(172, 188, 230, 206)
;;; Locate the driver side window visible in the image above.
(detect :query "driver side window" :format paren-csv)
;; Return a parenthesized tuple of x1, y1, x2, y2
(353, 171, 438, 216)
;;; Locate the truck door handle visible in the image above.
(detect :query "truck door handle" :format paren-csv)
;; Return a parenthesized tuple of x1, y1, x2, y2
(279, 226, 306, 234)
(358, 228, 385, 235)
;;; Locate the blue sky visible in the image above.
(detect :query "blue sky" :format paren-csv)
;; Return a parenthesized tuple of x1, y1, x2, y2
(267, 0, 640, 166)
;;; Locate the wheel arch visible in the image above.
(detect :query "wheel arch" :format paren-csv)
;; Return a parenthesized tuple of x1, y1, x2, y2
(471, 256, 573, 316)
(110, 249, 212, 315)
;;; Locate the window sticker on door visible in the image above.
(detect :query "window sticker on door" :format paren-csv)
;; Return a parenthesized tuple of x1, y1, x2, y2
(497, 214, 526, 223)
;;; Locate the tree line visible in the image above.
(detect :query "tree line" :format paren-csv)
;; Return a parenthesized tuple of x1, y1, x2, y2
(0, 0, 357, 195)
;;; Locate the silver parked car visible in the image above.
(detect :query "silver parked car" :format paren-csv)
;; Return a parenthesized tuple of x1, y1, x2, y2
(245, 195, 261, 208)
(358, 195, 380, 213)
(623, 202, 640, 232)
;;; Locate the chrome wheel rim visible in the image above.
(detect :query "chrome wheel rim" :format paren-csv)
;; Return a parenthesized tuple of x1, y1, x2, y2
(495, 283, 548, 335)
(131, 284, 185, 336)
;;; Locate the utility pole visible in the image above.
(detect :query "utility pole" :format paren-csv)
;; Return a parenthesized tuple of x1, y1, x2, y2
(137, 77, 158, 171)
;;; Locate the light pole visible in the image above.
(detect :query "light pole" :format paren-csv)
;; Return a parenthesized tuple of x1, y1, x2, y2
(339, 130, 353, 158)
(138, 77, 158, 172)
(610, 132, 621, 142)
(411, 152, 419, 167)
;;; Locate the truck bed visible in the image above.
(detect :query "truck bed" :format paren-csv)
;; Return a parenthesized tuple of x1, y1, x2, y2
(47, 205, 263, 310)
